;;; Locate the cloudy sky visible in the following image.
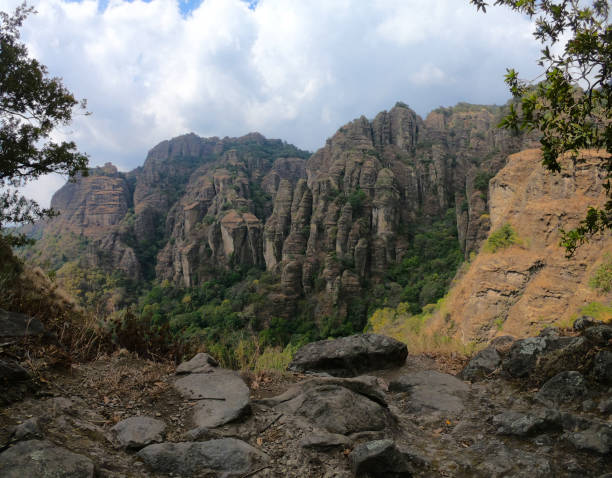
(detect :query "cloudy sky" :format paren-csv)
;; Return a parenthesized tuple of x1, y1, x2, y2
(1, 0, 543, 206)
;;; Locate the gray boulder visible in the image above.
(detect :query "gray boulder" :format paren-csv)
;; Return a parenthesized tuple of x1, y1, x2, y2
(502, 336, 548, 378)
(389, 370, 469, 414)
(573, 315, 601, 331)
(492, 409, 561, 436)
(288, 334, 408, 377)
(0, 309, 45, 338)
(0, 440, 94, 478)
(111, 416, 166, 450)
(176, 352, 218, 374)
(0, 358, 29, 382)
(137, 439, 269, 477)
(350, 439, 415, 477)
(592, 350, 612, 383)
(583, 324, 612, 345)
(174, 369, 250, 428)
(535, 371, 587, 406)
(262, 378, 389, 435)
(461, 347, 500, 381)
(564, 423, 612, 454)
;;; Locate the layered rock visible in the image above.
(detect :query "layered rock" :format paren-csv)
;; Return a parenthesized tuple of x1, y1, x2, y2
(428, 149, 612, 343)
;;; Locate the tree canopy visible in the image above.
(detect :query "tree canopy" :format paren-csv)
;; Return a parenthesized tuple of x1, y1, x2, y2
(471, 0, 611, 255)
(0, 3, 88, 244)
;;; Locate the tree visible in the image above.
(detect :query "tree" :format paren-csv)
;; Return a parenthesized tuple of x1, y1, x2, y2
(471, 0, 611, 256)
(0, 2, 88, 245)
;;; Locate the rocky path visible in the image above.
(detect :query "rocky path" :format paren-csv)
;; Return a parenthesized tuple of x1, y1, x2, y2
(1, 319, 612, 477)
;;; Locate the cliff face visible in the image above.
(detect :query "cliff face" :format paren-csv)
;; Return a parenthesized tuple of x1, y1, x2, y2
(25, 102, 533, 321)
(427, 149, 612, 343)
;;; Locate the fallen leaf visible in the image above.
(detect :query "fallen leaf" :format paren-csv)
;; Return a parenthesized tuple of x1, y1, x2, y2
(256, 437, 263, 446)
(342, 448, 351, 456)
(445, 419, 452, 426)
(103, 396, 110, 404)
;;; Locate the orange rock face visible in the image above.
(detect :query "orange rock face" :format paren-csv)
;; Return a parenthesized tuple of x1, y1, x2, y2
(428, 149, 612, 343)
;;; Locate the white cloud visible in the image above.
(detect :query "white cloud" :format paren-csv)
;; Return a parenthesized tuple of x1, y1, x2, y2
(0, 0, 543, 208)
(410, 64, 448, 86)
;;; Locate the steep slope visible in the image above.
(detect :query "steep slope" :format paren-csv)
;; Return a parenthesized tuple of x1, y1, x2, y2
(426, 148, 612, 343)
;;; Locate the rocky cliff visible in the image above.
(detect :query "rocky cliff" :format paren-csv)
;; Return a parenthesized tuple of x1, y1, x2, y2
(427, 148, 612, 343)
(24, 102, 533, 324)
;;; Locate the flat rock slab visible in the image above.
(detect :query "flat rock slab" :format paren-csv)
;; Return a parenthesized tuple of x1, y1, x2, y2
(389, 370, 469, 414)
(0, 440, 94, 478)
(176, 352, 219, 374)
(288, 333, 408, 377)
(137, 438, 269, 477)
(174, 369, 250, 428)
(111, 416, 166, 450)
(265, 379, 388, 435)
(0, 309, 45, 338)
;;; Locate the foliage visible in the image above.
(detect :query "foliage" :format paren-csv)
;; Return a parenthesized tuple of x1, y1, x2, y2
(367, 298, 476, 355)
(578, 301, 612, 322)
(484, 223, 521, 252)
(386, 208, 464, 314)
(347, 188, 367, 215)
(0, 3, 88, 243)
(589, 254, 612, 293)
(472, 0, 611, 255)
(474, 171, 493, 192)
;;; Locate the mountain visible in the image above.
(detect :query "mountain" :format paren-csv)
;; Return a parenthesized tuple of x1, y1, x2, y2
(22, 102, 534, 338)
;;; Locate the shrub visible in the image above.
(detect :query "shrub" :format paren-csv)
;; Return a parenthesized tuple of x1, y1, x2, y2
(485, 224, 521, 252)
(589, 254, 612, 293)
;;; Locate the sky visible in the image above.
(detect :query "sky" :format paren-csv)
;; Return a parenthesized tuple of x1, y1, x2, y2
(0, 0, 543, 207)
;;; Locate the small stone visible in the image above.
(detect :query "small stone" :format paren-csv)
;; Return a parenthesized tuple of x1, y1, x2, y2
(111, 416, 166, 450)
(12, 417, 42, 441)
(598, 397, 612, 414)
(300, 431, 352, 449)
(350, 439, 416, 478)
(175, 353, 218, 374)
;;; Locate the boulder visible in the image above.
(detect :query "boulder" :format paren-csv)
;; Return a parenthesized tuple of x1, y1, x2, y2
(288, 334, 407, 377)
(261, 378, 389, 435)
(350, 439, 415, 478)
(0, 358, 29, 382)
(175, 352, 219, 374)
(173, 369, 250, 428)
(389, 370, 469, 414)
(0, 309, 45, 338)
(573, 316, 601, 331)
(111, 416, 166, 450)
(137, 439, 269, 477)
(0, 440, 94, 478)
(492, 409, 561, 436)
(535, 371, 587, 406)
(564, 423, 612, 454)
(468, 441, 551, 477)
(461, 347, 500, 381)
(592, 350, 612, 383)
(583, 324, 612, 345)
(502, 336, 548, 378)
